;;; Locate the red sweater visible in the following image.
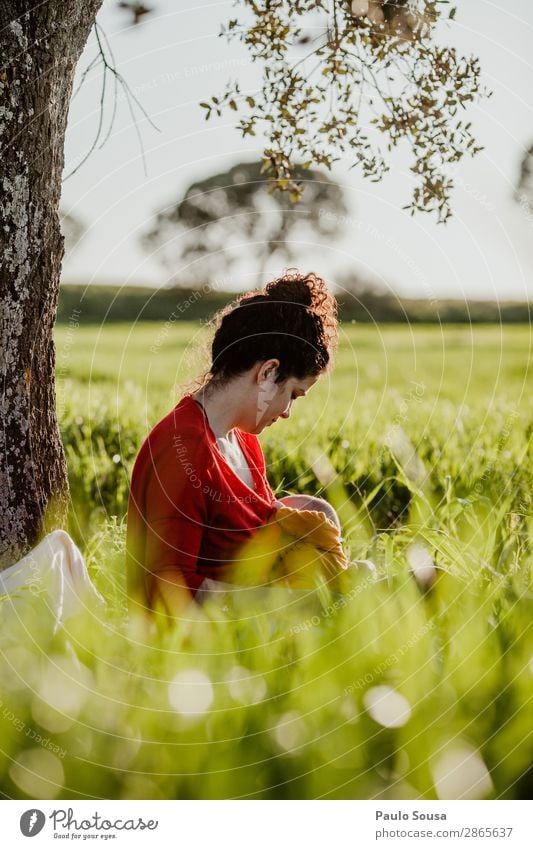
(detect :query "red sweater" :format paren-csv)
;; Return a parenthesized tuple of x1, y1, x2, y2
(126, 394, 277, 608)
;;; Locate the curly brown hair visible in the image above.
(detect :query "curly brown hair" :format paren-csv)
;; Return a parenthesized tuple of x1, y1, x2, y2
(205, 270, 338, 385)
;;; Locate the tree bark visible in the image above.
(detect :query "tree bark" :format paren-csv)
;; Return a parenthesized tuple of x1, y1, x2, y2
(0, 0, 103, 568)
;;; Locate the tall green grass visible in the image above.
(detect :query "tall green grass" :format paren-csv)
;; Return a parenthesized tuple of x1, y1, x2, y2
(0, 323, 531, 800)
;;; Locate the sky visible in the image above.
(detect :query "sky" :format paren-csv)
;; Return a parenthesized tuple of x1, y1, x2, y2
(61, 0, 533, 301)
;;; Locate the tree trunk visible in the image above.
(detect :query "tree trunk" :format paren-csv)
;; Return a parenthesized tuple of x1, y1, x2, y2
(0, 0, 103, 568)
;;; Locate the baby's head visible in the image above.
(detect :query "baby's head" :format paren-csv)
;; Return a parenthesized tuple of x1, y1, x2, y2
(276, 493, 341, 531)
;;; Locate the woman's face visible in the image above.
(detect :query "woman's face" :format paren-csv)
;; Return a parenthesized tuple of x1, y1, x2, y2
(253, 371, 319, 433)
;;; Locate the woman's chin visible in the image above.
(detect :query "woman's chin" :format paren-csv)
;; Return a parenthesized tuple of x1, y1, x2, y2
(247, 416, 278, 434)
(240, 422, 264, 434)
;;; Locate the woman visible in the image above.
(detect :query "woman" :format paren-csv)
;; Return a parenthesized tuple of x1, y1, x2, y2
(126, 270, 343, 617)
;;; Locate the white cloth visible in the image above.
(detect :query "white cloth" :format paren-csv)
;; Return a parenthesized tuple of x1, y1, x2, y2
(0, 530, 105, 632)
(216, 431, 255, 489)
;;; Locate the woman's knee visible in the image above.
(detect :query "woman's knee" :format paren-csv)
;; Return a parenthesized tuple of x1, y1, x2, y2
(278, 494, 341, 530)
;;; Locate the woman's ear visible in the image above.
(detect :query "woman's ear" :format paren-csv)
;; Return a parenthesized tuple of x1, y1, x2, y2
(257, 358, 280, 383)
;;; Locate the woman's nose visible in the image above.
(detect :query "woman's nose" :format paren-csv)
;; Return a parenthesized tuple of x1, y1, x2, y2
(280, 401, 293, 419)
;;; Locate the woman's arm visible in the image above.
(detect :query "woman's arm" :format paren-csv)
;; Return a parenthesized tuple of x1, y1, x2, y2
(127, 432, 210, 617)
(143, 507, 207, 612)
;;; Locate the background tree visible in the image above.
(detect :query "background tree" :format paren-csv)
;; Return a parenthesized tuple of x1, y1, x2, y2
(1, 0, 483, 567)
(141, 161, 349, 285)
(516, 143, 533, 209)
(60, 210, 86, 256)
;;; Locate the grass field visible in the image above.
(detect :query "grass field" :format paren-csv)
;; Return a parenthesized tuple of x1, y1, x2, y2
(0, 322, 531, 800)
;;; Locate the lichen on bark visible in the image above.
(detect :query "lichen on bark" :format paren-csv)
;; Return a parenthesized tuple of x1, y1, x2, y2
(0, 0, 104, 568)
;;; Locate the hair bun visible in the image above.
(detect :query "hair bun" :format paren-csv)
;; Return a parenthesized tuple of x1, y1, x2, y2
(207, 269, 338, 384)
(264, 270, 325, 309)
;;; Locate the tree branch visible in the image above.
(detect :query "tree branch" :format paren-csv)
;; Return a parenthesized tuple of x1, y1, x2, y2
(63, 20, 160, 181)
